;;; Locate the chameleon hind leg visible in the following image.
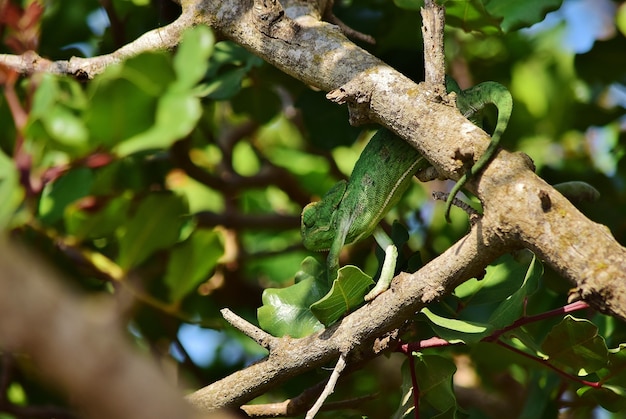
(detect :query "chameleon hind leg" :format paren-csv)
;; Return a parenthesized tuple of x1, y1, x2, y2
(364, 227, 398, 301)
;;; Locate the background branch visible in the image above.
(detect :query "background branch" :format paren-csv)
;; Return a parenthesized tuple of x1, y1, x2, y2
(0, 239, 218, 419)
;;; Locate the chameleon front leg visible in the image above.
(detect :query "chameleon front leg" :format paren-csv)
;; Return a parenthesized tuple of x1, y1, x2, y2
(443, 81, 513, 222)
(326, 213, 354, 285)
(364, 227, 398, 301)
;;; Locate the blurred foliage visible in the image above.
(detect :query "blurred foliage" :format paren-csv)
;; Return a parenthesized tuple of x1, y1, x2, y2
(0, 0, 625, 418)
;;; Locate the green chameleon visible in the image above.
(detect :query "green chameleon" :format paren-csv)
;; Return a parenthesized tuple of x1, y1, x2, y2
(301, 79, 513, 301)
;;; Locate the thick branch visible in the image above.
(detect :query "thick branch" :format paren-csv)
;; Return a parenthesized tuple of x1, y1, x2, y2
(190, 0, 626, 319)
(0, 240, 206, 419)
(187, 222, 508, 410)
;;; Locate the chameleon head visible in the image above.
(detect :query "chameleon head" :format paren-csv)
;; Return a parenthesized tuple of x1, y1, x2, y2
(300, 180, 348, 251)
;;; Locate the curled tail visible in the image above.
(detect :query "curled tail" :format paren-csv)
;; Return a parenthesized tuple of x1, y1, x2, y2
(444, 81, 513, 222)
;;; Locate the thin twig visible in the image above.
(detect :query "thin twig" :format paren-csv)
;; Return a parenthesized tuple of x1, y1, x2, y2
(221, 308, 276, 350)
(408, 353, 420, 419)
(432, 191, 481, 220)
(495, 340, 601, 388)
(305, 353, 348, 418)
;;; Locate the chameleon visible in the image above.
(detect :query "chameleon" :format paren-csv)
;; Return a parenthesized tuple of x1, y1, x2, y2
(301, 79, 512, 301)
(301, 129, 430, 300)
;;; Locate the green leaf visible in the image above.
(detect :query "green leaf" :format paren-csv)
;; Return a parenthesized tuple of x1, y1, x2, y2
(115, 52, 175, 96)
(0, 149, 22, 229)
(164, 229, 223, 302)
(85, 77, 158, 148)
(38, 167, 94, 225)
(28, 74, 89, 154)
(578, 345, 626, 411)
(65, 195, 131, 241)
(393, 0, 421, 11)
(84, 52, 177, 150)
(393, 356, 461, 419)
(115, 91, 202, 156)
(396, 0, 563, 34)
(419, 255, 542, 347)
(421, 307, 491, 344)
(392, 359, 418, 419)
(29, 73, 60, 118)
(232, 141, 261, 177)
(603, 344, 626, 384)
(30, 74, 87, 116)
(618, 4, 626, 38)
(484, 0, 563, 33)
(443, 0, 503, 34)
(454, 253, 531, 306)
(117, 193, 188, 270)
(206, 41, 263, 78)
(487, 254, 542, 330)
(257, 257, 327, 338)
(173, 25, 214, 91)
(310, 265, 374, 327)
(42, 106, 88, 149)
(413, 354, 458, 415)
(578, 384, 626, 413)
(201, 67, 248, 100)
(519, 371, 561, 419)
(542, 316, 609, 375)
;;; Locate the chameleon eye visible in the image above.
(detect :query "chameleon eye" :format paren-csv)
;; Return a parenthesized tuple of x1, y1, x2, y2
(302, 203, 318, 227)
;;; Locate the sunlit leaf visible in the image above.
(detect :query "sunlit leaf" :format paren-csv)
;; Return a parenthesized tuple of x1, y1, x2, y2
(454, 253, 529, 305)
(0, 149, 22, 229)
(115, 91, 202, 156)
(257, 257, 327, 338)
(392, 360, 417, 419)
(85, 77, 158, 148)
(484, 0, 563, 33)
(395, 0, 562, 33)
(421, 307, 491, 344)
(173, 25, 214, 90)
(42, 106, 88, 149)
(232, 141, 261, 177)
(578, 384, 626, 413)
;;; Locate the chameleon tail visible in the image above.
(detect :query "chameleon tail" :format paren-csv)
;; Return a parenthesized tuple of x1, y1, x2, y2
(444, 82, 513, 222)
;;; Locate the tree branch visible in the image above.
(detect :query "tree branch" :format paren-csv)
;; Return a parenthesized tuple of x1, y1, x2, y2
(187, 218, 509, 410)
(0, 239, 213, 419)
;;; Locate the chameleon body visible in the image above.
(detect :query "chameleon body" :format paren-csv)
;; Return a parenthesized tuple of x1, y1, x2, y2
(301, 130, 429, 300)
(301, 79, 512, 301)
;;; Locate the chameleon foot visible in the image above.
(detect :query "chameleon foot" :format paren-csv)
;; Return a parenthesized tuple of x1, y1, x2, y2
(364, 241, 398, 301)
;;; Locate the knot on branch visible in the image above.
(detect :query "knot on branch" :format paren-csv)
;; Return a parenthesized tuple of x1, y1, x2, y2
(253, 0, 300, 40)
(327, 81, 374, 126)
